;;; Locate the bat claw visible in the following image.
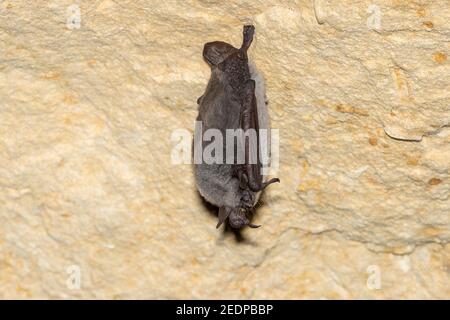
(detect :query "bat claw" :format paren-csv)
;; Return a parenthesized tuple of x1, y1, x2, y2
(248, 223, 261, 228)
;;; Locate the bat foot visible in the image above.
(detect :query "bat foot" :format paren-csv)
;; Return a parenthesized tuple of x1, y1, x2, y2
(241, 25, 255, 52)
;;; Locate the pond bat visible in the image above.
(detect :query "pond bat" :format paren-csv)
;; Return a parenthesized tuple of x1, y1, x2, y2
(194, 25, 279, 229)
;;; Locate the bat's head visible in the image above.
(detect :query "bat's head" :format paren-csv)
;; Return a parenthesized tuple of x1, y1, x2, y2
(216, 192, 260, 229)
(203, 25, 255, 69)
(228, 207, 260, 229)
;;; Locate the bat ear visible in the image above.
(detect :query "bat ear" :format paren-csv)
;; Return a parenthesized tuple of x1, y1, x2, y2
(216, 206, 232, 228)
(203, 41, 236, 66)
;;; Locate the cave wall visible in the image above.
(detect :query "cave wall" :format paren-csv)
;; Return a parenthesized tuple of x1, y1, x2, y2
(0, 0, 448, 298)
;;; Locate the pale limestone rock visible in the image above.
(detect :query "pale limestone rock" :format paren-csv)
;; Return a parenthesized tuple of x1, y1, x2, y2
(0, 0, 448, 299)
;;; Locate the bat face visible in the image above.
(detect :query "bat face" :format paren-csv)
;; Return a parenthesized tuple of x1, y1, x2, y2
(194, 25, 280, 230)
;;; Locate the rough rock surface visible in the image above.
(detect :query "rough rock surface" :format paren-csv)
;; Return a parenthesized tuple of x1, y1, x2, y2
(0, 0, 449, 298)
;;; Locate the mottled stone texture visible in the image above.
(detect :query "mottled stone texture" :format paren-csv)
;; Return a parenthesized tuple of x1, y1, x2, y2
(0, 0, 449, 299)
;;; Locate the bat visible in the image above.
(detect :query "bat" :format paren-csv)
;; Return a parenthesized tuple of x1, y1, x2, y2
(194, 25, 279, 229)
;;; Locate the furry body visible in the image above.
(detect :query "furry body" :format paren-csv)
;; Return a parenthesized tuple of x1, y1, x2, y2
(193, 26, 279, 229)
